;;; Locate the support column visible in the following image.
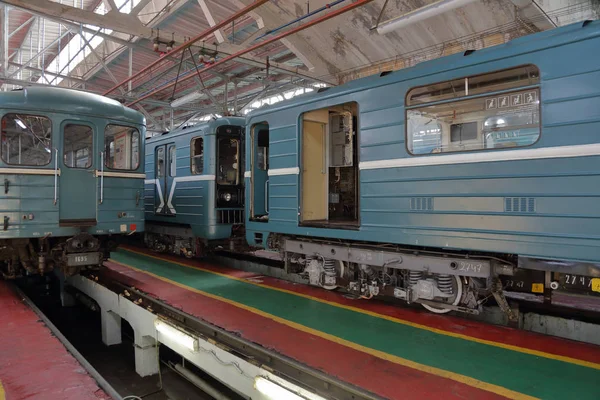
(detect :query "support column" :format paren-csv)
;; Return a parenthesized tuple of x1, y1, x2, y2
(134, 332, 159, 377)
(101, 310, 122, 346)
(54, 270, 76, 307)
(0, 5, 9, 88)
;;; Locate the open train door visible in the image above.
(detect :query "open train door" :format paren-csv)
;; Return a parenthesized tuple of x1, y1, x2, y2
(250, 123, 269, 221)
(301, 119, 328, 222)
(59, 122, 96, 226)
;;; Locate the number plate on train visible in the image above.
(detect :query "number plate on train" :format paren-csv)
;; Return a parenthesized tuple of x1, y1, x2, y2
(67, 252, 101, 267)
(559, 274, 600, 294)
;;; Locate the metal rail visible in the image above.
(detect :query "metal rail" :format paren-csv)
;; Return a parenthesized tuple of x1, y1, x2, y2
(89, 268, 384, 400)
(126, 0, 375, 107)
(103, 0, 270, 96)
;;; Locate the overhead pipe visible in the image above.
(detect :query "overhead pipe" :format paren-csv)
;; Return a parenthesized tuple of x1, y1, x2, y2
(253, 0, 347, 42)
(103, 0, 271, 96)
(127, 0, 376, 107)
(376, 0, 479, 35)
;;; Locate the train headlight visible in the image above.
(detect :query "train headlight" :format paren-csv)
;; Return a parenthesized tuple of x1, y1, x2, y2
(223, 192, 232, 202)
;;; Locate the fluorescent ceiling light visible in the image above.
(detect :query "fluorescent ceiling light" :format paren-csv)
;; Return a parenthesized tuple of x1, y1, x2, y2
(15, 119, 27, 129)
(255, 376, 326, 400)
(154, 319, 199, 352)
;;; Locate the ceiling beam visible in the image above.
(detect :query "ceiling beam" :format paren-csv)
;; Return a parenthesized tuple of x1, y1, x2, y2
(198, 0, 225, 43)
(8, 15, 34, 39)
(8, 28, 71, 78)
(1, 0, 188, 43)
(0, 5, 8, 78)
(131, 0, 152, 16)
(8, 61, 87, 83)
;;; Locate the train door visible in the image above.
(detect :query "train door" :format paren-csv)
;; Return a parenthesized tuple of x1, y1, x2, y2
(301, 102, 359, 227)
(154, 143, 176, 215)
(59, 122, 96, 225)
(301, 120, 328, 222)
(250, 123, 269, 221)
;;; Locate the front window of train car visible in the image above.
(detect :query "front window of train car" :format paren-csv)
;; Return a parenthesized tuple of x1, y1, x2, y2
(104, 125, 140, 170)
(1, 114, 52, 166)
(215, 126, 243, 211)
(217, 137, 240, 185)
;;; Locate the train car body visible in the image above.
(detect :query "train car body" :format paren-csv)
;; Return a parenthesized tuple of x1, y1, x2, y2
(0, 87, 145, 278)
(144, 117, 245, 256)
(244, 20, 600, 315)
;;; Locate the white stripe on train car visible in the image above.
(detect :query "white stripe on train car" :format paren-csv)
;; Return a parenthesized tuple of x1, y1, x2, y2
(166, 175, 216, 214)
(0, 168, 60, 176)
(268, 167, 300, 176)
(359, 143, 600, 170)
(95, 171, 146, 179)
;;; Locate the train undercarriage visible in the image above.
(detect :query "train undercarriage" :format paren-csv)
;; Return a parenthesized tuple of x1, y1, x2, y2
(274, 235, 600, 318)
(0, 233, 110, 279)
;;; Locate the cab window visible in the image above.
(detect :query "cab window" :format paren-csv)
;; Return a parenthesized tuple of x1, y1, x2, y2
(1, 113, 52, 166)
(191, 137, 203, 174)
(104, 125, 140, 170)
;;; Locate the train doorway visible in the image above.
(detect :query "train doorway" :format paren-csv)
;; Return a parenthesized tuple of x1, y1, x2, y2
(154, 143, 176, 215)
(300, 102, 359, 228)
(59, 122, 96, 226)
(250, 123, 269, 221)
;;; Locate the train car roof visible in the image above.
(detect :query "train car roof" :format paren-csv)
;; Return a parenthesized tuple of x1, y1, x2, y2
(147, 116, 246, 144)
(0, 86, 145, 126)
(247, 19, 599, 119)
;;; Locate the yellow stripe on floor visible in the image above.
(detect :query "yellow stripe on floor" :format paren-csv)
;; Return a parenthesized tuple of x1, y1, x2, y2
(111, 258, 537, 400)
(117, 248, 600, 371)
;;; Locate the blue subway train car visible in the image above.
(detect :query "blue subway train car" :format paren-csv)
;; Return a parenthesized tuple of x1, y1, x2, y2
(244, 20, 600, 315)
(144, 117, 245, 256)
(0, 87, 145, 278)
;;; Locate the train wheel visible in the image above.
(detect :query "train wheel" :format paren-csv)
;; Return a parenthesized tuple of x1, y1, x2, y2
(421, 275, 463, 314)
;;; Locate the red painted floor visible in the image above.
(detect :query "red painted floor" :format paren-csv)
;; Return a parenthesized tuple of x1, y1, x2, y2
(104, 260, 507, 400)
(124, 246, 600, 365)
(0, 281, 106, 400)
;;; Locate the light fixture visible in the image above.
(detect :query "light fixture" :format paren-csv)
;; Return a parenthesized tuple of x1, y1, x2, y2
(154, 319, 199, 352)
(255, 377, 304, 400)
(15, 119, 27, 129)
(254, 376, 326, 400)
(223, 192, 232, 202)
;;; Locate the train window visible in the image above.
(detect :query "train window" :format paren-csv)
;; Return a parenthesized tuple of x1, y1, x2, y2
(407, 87, 540, 154)
(1, 113, 52, 166)
(156, 147, 165, 178)
(63, 124, 93, 168)
(168, 146, 176, 177)
(104, 125, 140, 170)
(217, 137, 240, 185)
(191, 137, 203, 174)
(407, 65, 539, 106)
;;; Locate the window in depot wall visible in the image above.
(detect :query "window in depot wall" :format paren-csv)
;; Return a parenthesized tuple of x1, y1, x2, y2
(191, 137, 203, 174)
(406, 67, 541, 155)
(1, 113, 52, 166)
(104, 124, 140, 170)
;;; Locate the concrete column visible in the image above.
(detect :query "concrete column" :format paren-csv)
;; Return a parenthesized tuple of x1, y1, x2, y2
(134, 332, 159, 377)
(101, 310, 122, 346)
(54, 270, 76, 307)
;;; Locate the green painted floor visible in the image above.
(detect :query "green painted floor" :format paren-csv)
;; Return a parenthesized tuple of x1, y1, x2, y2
(111, 249, 600, 399)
